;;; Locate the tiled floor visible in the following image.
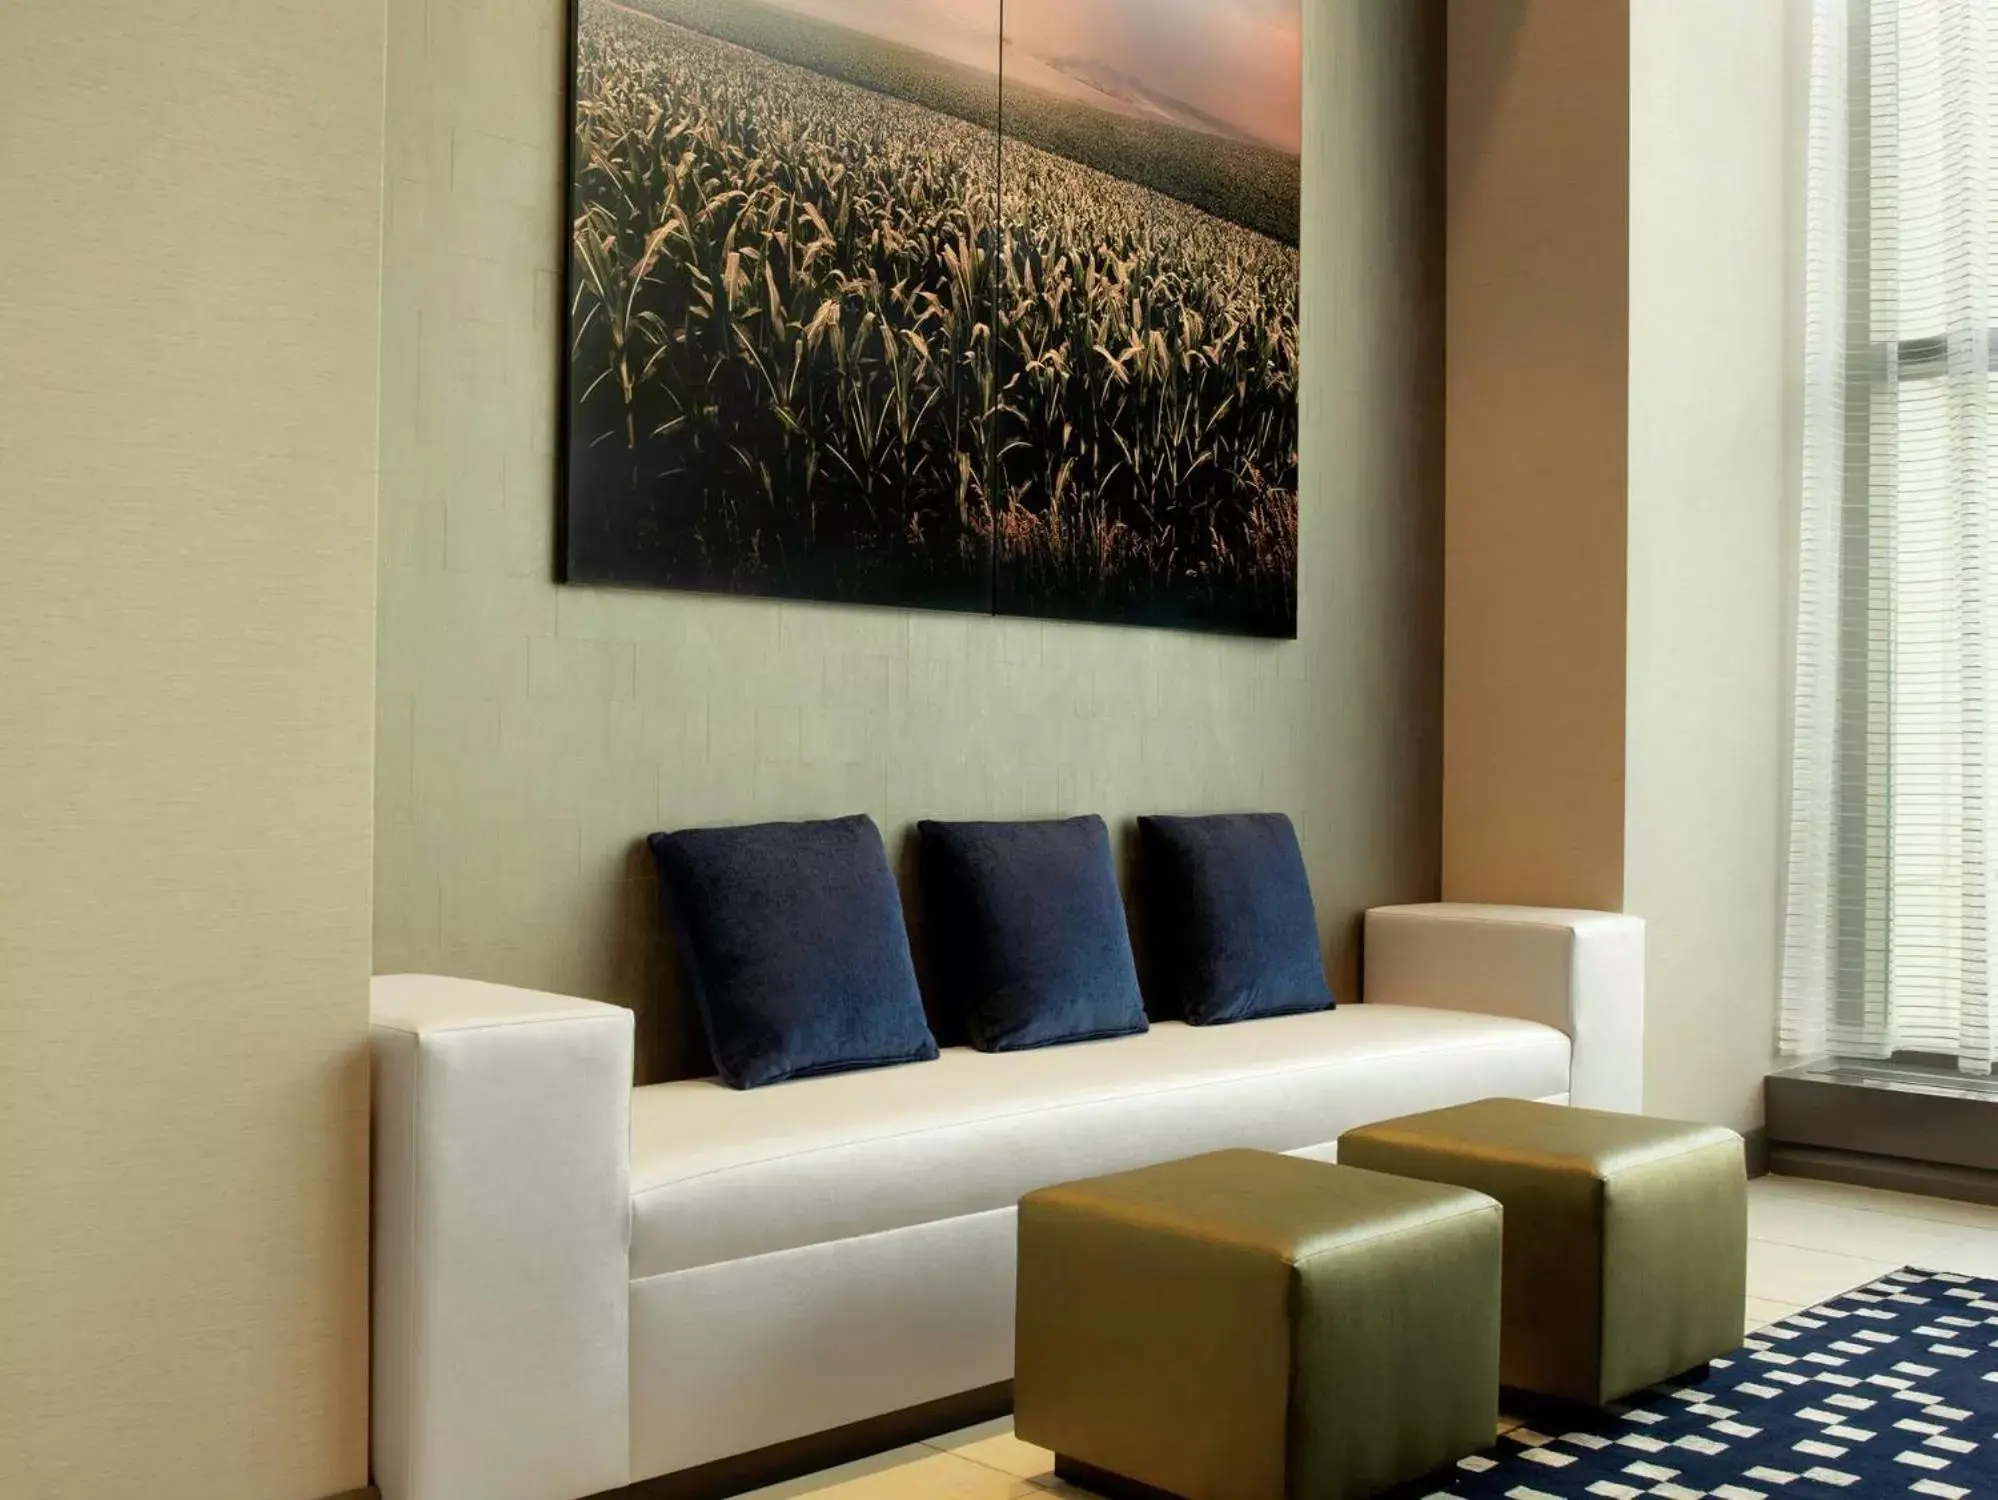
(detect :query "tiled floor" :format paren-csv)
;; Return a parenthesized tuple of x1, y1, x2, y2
(742, 1173, 1998, 1499)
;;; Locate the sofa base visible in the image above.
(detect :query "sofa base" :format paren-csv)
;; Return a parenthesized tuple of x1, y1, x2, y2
(592, 1382, 1014, 1500)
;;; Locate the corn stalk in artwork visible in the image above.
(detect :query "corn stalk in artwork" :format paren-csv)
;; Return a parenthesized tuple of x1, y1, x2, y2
(567, 0, 1298, 624)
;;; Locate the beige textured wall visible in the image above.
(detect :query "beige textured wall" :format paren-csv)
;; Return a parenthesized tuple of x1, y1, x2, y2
(1442, 0, 1631, 912)
(374, 0, 1445, 1079)
(1625, 0, 1798, 1131)
(0, 3, 384, 1498)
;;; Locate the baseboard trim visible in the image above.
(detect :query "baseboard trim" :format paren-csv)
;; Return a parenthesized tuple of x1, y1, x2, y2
(591, 1382, 1014, 1500)
(1768, 1142, 1998, 1208)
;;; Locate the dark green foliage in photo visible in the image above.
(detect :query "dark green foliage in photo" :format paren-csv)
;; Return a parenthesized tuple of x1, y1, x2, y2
(564, 0, 1300, 635)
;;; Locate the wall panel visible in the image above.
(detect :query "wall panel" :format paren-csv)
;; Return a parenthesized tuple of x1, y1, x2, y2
(374, 0, 1447, 1078)
(0, 1, 386, 1494)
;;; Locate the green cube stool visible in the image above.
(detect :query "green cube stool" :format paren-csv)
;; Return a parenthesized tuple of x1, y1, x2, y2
(1015, 1149, 1501, 1500)
(1339, 1098, 1746, 1407)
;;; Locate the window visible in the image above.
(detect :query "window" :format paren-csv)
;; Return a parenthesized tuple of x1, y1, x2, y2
(1782, 0, 1996, 1075)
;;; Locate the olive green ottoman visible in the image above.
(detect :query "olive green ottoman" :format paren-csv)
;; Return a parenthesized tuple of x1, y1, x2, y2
(1339, 1098, 1746, 1407)
(1014, 1149, 1501, 1500)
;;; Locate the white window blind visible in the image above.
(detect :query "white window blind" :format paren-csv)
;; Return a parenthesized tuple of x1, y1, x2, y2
(1783, 0, 1997, 1075)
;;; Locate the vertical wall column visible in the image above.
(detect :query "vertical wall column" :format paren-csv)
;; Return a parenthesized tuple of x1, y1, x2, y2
(1444, 0, 1796, 1132)
(0, 3, 387, 1496)
(1443, 0, 1632, 913)
(1623, 0, 1793, 1132)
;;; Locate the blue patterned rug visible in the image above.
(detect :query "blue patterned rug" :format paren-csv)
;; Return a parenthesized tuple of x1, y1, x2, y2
(1420, 1268, 1998, 1499)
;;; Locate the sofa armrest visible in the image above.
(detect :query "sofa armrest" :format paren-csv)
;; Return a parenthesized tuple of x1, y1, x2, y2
(371, 975, 633, 1500)
(1363, 904, 1644, 1112)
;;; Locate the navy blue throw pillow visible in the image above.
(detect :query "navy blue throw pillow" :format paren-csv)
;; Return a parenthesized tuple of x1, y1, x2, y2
(647, 815, 937, 1089)
(1137, 813, 1334, 1025)
(918, 816, 1148, 1052)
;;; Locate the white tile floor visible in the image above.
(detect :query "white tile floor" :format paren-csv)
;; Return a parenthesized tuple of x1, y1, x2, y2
(741, 1174, 1998, 1499)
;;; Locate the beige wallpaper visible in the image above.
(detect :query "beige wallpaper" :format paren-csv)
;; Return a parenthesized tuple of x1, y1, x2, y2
(0, 2, 383, 1497)
(375, 0, 1445, 1080)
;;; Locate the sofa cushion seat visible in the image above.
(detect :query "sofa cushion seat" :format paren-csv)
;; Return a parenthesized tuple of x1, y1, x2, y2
(627, 1004, 1569, 1279)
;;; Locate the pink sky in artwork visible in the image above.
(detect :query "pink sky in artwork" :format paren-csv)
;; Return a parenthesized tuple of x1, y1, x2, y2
(760, 0, 1301, 154)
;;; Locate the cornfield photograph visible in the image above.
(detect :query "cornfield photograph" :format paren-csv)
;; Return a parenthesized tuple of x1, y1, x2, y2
(562, 0, 1302, 636)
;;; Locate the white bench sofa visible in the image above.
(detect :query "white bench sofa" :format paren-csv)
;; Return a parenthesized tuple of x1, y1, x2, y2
(368, 903, 1644, 1500)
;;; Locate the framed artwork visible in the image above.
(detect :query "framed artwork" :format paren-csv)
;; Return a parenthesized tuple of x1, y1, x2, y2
(562, 0, 1301, 636)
